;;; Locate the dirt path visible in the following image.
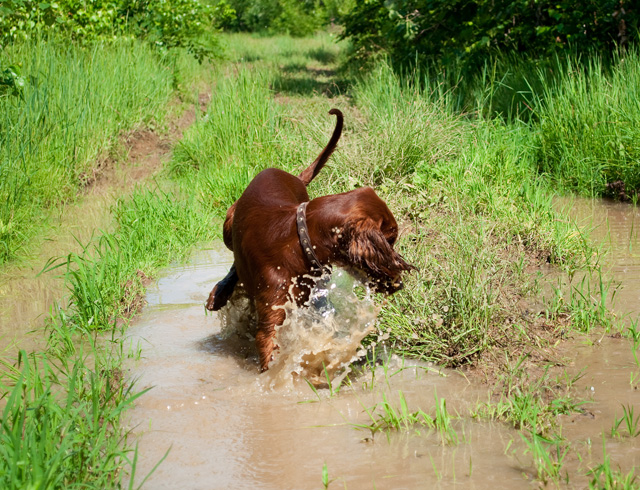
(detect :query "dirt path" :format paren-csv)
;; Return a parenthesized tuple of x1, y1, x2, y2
(0, 93, 210, 352)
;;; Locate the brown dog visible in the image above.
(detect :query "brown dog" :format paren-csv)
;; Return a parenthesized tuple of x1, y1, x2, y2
(206, 109, 415, 371)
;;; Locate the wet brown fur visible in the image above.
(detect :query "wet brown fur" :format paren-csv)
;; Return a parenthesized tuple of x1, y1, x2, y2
(206, 109, 415, 371)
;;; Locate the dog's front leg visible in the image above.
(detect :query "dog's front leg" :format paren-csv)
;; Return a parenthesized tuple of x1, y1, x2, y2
(255, 301, 286, 372)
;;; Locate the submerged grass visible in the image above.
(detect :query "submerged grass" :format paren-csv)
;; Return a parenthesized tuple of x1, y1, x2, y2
(353, 389, 458, 445)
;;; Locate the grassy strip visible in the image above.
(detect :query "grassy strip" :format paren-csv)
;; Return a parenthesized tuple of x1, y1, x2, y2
(0, 33, 216, 487)
(0, 37, 192, 264)
(0, 186, 219, 488)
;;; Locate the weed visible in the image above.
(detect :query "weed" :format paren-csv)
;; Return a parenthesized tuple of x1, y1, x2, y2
(589, 436, 638, 489)
(473, 365, 586, 435)
(521, 430, 569, 485)
(352, 390, 458, 445)
(611, 404, 640, 438)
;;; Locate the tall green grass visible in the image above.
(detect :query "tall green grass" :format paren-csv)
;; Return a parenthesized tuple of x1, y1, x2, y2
(371, 48, 640, 200)
(171, 63, 338, 214)
(0, 38, 176, 263)
(0, 348, 145, 488)
(533, 49, 640, 198)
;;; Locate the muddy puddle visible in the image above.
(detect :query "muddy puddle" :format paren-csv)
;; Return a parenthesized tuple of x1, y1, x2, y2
(0, 194, 114, 353)
(556, 196, 640, 317)
(125, 246, 521, 489)
(126, 195, 639, 489)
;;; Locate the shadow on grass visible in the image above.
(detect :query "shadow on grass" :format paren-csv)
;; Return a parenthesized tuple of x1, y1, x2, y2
(306, 46, 337, 64)
(272, 65, 349, 97)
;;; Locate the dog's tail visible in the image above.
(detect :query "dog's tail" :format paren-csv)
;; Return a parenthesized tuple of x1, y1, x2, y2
(298, 108, 343, 186)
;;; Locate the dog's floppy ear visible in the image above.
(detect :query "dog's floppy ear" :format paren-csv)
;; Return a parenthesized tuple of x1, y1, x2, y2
(342, 218, 415, 277)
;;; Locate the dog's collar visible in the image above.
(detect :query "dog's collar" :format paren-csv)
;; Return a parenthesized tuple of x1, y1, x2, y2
(296, 202, 330, 274)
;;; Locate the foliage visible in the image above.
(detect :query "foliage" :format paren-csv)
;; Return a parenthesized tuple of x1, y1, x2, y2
(0, 0, 234, 59)
(0, 64, 25, 99)
(221, 0, 339, 36)
(339, 0, 638, 68)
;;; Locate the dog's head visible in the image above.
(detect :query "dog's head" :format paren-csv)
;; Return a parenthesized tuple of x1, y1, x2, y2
(336, 189, 416, 294)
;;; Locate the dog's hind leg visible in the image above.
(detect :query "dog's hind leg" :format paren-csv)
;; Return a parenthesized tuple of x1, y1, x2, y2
(205, 265, 238, 311)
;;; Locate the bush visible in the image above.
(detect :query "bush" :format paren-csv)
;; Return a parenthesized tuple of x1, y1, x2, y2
(339, 0, 638, 68)
(221, 0, 335, 36)
(0, 0, 235, 60)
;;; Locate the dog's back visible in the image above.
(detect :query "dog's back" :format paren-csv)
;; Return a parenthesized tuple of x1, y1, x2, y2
(222, 109, 343, 251)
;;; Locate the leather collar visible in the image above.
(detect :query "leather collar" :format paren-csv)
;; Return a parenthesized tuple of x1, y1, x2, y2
(296, 202, 330, 274)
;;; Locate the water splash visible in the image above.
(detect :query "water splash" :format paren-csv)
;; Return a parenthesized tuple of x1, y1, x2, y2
(217, 268, 380, 389)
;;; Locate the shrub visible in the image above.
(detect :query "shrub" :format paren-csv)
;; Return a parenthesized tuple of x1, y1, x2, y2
(339, 0, 638, 68)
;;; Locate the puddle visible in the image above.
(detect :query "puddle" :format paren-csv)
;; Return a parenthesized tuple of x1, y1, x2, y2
(126, 198, 640, 488)
(0, 194, 114, 353)
(557, 196, 640, 318)
(125, 246, 526, 489)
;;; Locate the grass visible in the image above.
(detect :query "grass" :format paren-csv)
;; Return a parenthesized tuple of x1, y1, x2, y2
(0, 343, 155, 488)
(589, 436, 638, 489)
(520, 431, 570, 485)
(533, 50, 640, 199)
(2, 29, 638, 489)
(352, 389, 458, 445)
(0, 36, 205, 264)
(472, 364, 586, 436)
(0, 32, 216, 489)
(0, 184, 218, 488)
(611, 404, 640, 439)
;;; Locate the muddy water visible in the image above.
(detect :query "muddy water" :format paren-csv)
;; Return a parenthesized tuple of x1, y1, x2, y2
(0, 194, 114, 352)
(557, 197, 640, 317)
(550, 197, 640, 478)
(126, 198, 640, 489)
(125, 246, 524, 489)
